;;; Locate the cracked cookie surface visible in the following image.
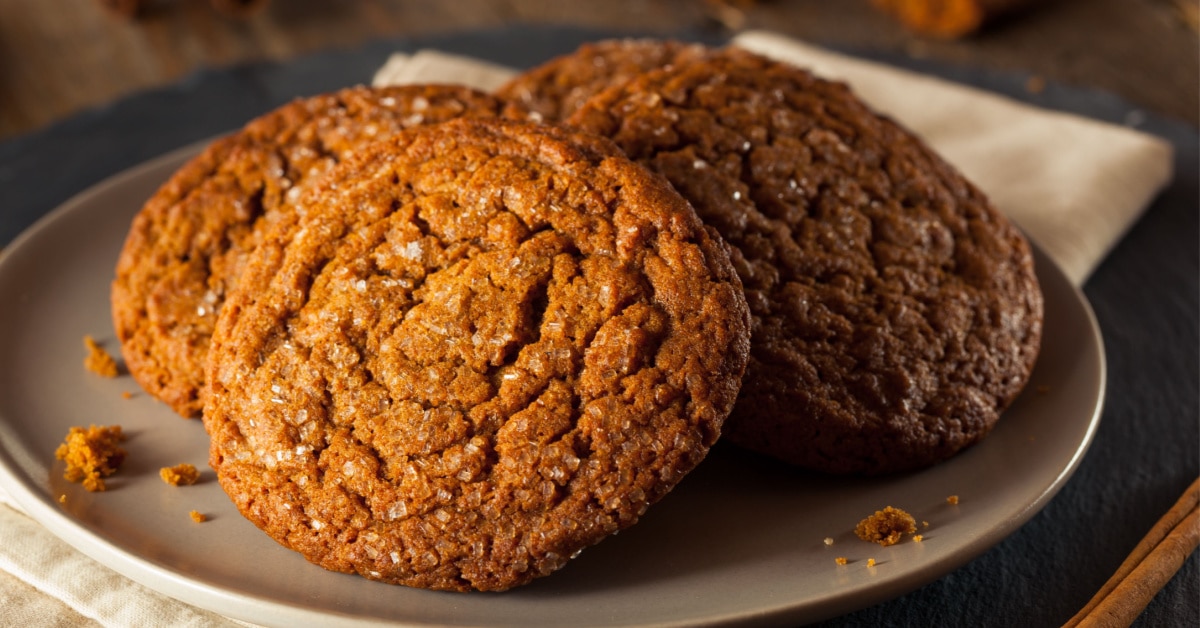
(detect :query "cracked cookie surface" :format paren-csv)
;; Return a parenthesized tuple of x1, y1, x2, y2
(203, 117, 751, 591)
(111, 85, 511, 417)
(568, 47, 1043, 475)
(496, 39, 709, 122)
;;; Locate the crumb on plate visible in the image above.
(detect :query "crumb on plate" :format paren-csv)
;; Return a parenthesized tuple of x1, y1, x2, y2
(160, 463, 200, 486)
(83, 335, 118, 378)
(835, 556, 848, 565)
(54, 424, 126, 492)
(189, 510, 207, 523)
(855, 506, 917, 546)
(947, 495, 960, 505)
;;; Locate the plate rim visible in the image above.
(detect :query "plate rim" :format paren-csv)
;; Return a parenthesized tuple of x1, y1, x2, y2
(0, 142, 1106, 627)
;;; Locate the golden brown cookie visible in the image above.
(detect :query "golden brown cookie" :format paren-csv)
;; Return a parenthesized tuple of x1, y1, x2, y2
(495, 39, 709, 122)
(204, 117, 751, 591)
(568, 47, 1043, 475)
(111, 85, 513, 417)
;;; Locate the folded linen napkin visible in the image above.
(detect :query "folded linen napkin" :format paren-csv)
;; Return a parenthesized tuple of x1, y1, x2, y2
(0, 31, 1175, 626)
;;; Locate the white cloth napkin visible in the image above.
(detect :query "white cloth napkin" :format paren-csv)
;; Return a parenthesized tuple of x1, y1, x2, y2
(0, 31, 1174, 626)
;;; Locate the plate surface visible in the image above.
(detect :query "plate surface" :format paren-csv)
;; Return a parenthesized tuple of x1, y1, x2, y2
(0, 144, 1104, 627)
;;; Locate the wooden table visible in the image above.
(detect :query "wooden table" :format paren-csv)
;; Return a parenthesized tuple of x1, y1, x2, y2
(0, 0, 1196, 140)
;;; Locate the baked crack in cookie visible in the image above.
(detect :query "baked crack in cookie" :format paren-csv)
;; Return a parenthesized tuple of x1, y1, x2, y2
(495, 39, 709, 122)
(567, 46, 1043, 474)
(111, 85, 513, 417)
(204, 118, 751, 591)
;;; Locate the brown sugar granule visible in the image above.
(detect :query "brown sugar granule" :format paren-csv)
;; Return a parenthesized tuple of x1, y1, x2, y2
(947, 495, 960, 505)
(54, 425, 126, 492)
(835, 557, 848, 565)
(855, 506, 918, 546)
(189, 510, 207, 523)
(160, 463, 200, 486)
(82, 336, 118, 378)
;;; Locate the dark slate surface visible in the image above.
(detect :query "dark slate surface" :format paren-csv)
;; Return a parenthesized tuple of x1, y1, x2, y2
(1, 25, 1195, 628)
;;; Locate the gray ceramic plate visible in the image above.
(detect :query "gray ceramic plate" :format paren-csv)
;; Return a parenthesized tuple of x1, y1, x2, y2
(0, 143, 1104, 627)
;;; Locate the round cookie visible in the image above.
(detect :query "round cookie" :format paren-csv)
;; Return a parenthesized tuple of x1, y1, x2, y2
(204, 118, 751, 591)
(495, 39, 709, 122)
(568, 48, 1044, 475)
(111, 85, 513, 417)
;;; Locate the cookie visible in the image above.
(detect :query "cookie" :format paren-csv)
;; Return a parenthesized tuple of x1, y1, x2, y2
(203, 117, 751, 591)
(568, 47, 1043, 475)
(111, 85, 513, 417)
(495, 39, 709, 122)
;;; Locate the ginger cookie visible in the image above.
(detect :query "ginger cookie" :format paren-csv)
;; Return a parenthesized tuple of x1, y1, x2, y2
(204, 118, 751, 591)
(496, 39, 709, 122)
(111, 85, 514, 417)
(568, 47, 1043, 474)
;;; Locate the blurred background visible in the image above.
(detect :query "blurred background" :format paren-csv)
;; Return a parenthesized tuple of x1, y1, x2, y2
(0, 0, 1195, 140)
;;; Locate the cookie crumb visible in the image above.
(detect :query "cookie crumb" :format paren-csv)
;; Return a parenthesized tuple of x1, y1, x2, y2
(947, 495, 960, 505)
(189, 510, 207, 523)
(121, 391, 134, 400)
(160, 463, 200, 486)
(83, 336, 118, 378)
(913, 534, 924, 543)
(58, 494, 66, 504)
(855, 506, 917, 546)
(54, 425, 126, 492)
(867, 558, 877, 567)
(823, 536, 834, 546)
(835, 557, 848, 565)
(923, 520, 930, 528)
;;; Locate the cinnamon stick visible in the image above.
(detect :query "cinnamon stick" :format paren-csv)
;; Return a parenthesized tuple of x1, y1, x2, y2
(1063, 478, 1200, 627)
(871, 0, 1040, 39)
